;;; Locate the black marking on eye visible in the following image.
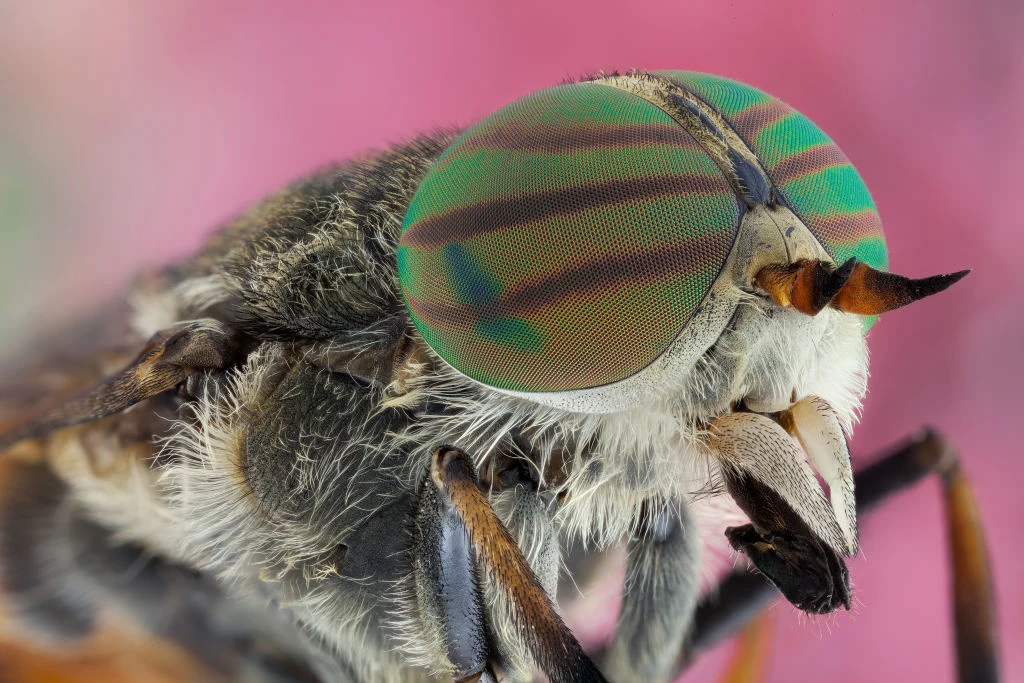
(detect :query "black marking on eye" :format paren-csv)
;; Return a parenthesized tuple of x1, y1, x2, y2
(670, 94, 726, 141)
(727, 148, 772, 206)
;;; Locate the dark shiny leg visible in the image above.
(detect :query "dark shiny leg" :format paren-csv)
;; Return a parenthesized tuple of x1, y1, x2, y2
(428, 446, 606, 683)
(414, 468, 494, 682)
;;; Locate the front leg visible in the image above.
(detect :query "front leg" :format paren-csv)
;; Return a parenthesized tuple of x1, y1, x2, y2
(414, 459, 497, 682)
(678, 430, 1000, 683)
(419, 446, 606, 683)
(604, 500, 701, 683)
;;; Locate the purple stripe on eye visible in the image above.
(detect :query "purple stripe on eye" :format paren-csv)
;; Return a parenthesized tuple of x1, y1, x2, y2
(406, 231, 733, 326)
(403, 174, 731, 249)
(458, 124, 696, 154)
(731, 99, 794, 135)
(770, 144, 850, 182)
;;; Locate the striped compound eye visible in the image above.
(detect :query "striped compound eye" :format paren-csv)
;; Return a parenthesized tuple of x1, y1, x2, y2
(655, 71, 888, 273)
(398, 82, 739, 400)
(397, 73, 891, 409)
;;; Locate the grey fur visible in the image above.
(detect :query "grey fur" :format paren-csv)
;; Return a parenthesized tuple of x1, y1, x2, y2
(605, 502, 701, 683)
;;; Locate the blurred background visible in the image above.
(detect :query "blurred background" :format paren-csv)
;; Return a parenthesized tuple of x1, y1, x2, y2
(0, 0, 1020, 681)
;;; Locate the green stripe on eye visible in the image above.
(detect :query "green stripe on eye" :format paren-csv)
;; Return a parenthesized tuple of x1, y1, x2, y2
(395, 244, 420, 298)
(472, 82, 672, 130)
(451, 195, 737, 295)
(832, 236, 889, 272)
(780, 165, 877, 217)
(405, 84, 696, 227)
(661, 71, 890, 287)
(754, 112, 834, 165)
(397, 244, 444, 301)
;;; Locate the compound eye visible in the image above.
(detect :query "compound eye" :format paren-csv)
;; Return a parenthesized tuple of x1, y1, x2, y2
(398, 82, 739, 402)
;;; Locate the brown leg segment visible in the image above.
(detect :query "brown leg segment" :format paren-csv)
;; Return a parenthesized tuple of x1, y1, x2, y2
(430, 447, 607, 683)
(945, 462, 1000, 683)
(718, 613, 773, 683)
(682, 429, 1000, 683)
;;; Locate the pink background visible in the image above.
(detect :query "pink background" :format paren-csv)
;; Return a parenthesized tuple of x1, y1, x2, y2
(0, 1, 1020, 681)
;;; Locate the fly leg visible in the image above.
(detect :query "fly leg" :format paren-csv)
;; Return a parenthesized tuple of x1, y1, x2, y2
(603, 500, 701, 683)
(681, 429, 1001, 683)
(722, 473, 852, 615)
(716, 613, 773, 683)
(422, 446, 606, 683)
(414, 453, 497, 682)
(485, 455, 562, 680)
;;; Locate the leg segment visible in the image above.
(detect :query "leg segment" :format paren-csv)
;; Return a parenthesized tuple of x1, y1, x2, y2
(428, 447, 606, 683)
(0, 320, 238, 452)
(723, 471, 851, 614)
(487, 463, 562, 680)
(683, 429, 1001, 683)
(718, 613, 773, 683)
(604, 501, 701, 683)
(414, 462, 496, 682)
